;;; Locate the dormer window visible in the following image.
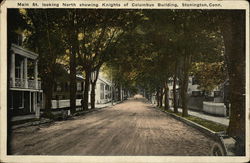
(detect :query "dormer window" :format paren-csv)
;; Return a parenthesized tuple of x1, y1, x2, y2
(17, 33, 23, 46)
(13, 32, 24, 46)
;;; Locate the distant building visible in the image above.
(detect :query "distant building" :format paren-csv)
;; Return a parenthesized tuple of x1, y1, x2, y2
(50, 71, 117, 109)
(95, 73, 112, 104)
(52, 75, 84, 100)
(187, 77, 201, 96)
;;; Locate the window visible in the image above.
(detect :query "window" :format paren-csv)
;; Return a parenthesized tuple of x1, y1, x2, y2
(168, 80, 173, 86)
(214, 91, 221, 97)
(189, 78, 192, 84)
(77, 82, 82, 91)
(13, 33, 23, 46)
(18, 92, 24, 109)
(15, 66, 21, 78)
(17, 34, 23, 46)
(60, 83, 64, 92)
(65, 83, 68, 91)
(100, 93, 104, 99)
(100, 83, 104, 99)
(56, 82, 62, 92)
(192, 91, 201, 97)
(192, 77, 199, 85)
(54, 83, 57, 92)
(15, 57, 22, 79)
(100, 83, 104, 91)
(105, 85, 109, 90)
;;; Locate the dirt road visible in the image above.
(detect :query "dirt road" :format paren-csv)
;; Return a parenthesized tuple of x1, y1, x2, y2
(10, 96, 216, 155)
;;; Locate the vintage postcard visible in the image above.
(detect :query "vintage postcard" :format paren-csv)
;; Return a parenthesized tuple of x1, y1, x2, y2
(0, 0, 249, 162)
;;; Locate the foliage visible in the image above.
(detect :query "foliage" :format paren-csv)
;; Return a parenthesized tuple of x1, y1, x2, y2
(191, 62, 227, 92)
(19, 9, 67, 110)
(10, 9, 245, 152)
(104, 10, 226, 115)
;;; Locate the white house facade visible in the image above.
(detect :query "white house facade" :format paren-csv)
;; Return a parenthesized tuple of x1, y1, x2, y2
(95, 74, 112, 104)
(9, 43, 43, 118)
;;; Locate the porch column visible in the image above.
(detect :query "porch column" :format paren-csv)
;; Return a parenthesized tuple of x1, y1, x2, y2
(20, 60, 24, 86)
(34, 60, 38, 89)
(41, 92, 44, 109)
(29, 92, 32, 112)
(10, 52, 15, 87)
(35, 92, 40, 118)
(33, 92, 36, 112)
(104, 84, 106, 101)
(24, 58, 28, 88)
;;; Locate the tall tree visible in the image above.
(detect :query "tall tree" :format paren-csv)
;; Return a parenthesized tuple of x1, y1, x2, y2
(218, 11, 246, 156)
(201, 10, 246, 155)
(90, 67, 100, 109)
(21, 9, 66, 111)
(67, 10, 78, 113)
(73, 9, 143, 110)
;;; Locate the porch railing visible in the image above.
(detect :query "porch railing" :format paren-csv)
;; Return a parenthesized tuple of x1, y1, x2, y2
(38, 81, 41, 89)
(14, 78, 25, 88)
(10, 78, 41, 89)
(28, 80, 35, 89)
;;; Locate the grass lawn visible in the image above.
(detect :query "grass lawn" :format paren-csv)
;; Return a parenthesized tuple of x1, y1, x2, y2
(160, 107, 227, 132)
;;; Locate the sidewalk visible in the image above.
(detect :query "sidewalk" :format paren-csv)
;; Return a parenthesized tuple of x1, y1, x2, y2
(152, 103, 229, 126)
(11, 114, 36, 122)
(75, 101, 121, 111)
(93, 101, 120, 109)
(12, 101, 122, 123)
(169, 107, 229, 126)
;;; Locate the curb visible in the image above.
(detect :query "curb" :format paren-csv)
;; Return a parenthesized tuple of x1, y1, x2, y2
(73, 101, 123, 116)
(155, 107, 229, 156)
(12, 118, 53, 130)
(12, 100, 124, 129)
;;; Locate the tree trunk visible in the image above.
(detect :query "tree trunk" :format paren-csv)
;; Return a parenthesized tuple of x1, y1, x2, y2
(90, 82, 96, 109)
(120, 85, 123, 101)
(83, 69, 91, 110)
(159, 87, 163, 108)
(44, 82, 53, 111)
(69, 47, 76, 113)
(90, 68, 100, 109)
(118, 86, 121, 101)
(181, 55, 191, 117)
(43, 11, 55, 112)
(220, 11, 245, 155)
(173, 61, 178, 113)
(69, 10, 77, 114)
(164, 81, 170, 110)
(156, 89, 160, 106)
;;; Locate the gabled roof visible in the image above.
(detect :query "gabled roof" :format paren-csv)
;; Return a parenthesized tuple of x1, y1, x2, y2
(97, 74, 111, 85)
(76, 74, 85, 81)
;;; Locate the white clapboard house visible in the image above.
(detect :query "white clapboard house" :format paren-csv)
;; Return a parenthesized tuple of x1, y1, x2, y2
(8, 42, 43, 118)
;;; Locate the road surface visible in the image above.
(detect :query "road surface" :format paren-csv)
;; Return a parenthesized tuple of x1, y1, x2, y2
(10, 95, 216, 155)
